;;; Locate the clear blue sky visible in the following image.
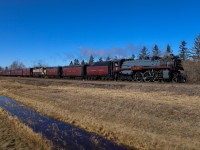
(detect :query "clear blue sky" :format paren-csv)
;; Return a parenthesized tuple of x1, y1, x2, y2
(0, 0, 199, 67)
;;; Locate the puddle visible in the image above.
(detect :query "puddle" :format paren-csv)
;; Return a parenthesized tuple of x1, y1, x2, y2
(0, 96, 129, 150)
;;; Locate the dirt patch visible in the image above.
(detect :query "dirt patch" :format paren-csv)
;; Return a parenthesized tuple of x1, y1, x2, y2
(0, 107, 52, 150)
(0, 77, 200, 150)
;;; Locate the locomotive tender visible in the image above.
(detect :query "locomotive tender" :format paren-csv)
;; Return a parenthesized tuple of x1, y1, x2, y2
(0, 55, 186, 82)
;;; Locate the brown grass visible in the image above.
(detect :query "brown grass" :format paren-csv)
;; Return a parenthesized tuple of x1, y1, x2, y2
(183, 60, 200, 83)
(0, 77, 200, 149)
(0, 107, 52, 150)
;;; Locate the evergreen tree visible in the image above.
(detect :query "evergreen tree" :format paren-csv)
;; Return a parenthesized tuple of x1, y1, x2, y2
(106, 56, 111, 61)
(81, 60, 85, 65)
(166, 44, 172, 54)
(76, 59, 80, 65)
(73, 59, 77, 65)
(139, 46, 149, 59)
(131, 54, 135, 60)
(73, 59, 80, 65)
(99, 57, 103, 62)
(152, 45, 161, 57)
(179, 41, 188, 60)
(89, 55, 94, 65)
(164, 44, 173, 59)
(192, 33, 200, 59)
(69, 61, 73, 66)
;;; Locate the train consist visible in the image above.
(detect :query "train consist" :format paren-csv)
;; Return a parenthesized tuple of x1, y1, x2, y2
(0, 55, 186, 82)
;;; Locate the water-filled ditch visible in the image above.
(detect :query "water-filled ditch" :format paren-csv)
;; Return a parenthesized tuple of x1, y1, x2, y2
(0, 96, 129, 150)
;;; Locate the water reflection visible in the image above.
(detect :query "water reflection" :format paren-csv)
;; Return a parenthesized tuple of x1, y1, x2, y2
(0, 96, 129, 150)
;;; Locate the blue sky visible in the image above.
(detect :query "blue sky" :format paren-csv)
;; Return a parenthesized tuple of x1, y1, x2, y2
(0, 0, 199, 67)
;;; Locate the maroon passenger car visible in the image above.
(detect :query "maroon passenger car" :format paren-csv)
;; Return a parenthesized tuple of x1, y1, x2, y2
(10, 70, 16, 76)
(46, 67, 62, 78)
(10, 70, 22, 76)
(2, 70, 11, 76)
(86, 61, 113, 79)
(6, 71, 11, 76)
(62, 65, 86, 78)
(16, 69, 23, 76)
(22, 68, 33, 77)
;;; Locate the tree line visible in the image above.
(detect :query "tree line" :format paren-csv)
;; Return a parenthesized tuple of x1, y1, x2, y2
(69, 33, 200, 66)
(0, 60, 46, 71)
(0, 60, 25, 71)
(0, 33, 200, 70)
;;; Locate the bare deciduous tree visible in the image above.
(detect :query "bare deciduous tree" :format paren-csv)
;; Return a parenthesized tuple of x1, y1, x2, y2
(34, 60, 47, 67)
(9, 60, 25, 70)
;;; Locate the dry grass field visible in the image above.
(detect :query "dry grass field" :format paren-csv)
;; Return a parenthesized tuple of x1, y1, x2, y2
(0, 107, 52, 150)
(0, 77, 200, 149)
(183, 60, 200, 83)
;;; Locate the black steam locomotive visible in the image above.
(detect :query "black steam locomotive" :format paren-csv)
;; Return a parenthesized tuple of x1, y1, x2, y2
(113, 56, 185, 82)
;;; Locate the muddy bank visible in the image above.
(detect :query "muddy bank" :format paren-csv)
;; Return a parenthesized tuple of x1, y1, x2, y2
(0, 107, 51, 150)
(0, 77, 200, 149)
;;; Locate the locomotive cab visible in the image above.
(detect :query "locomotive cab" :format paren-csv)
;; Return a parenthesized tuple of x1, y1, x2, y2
(112, 59, 126, 72)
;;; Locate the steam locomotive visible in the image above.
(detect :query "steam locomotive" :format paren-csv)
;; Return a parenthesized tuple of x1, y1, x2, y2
(0, 55, 186, 82)
(114, 56, 185, 82)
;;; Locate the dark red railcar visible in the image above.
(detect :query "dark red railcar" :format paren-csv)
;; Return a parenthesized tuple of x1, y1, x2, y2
(5, 71, 11, 76)
(10, 70, 16, 76)
(86, 61, 113, 78)
(15, 70, 23, 76)
(87, 66, 109, 75)
(0, 71, 10, 76)
(23, 68, 33, 77)
(62, 65, 86, 78)
(46, 67, 62, 78)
